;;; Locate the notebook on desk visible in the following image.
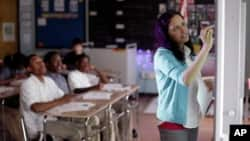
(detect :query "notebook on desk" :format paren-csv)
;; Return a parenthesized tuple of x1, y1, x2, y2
(10, 79, 25, 87)
(0, 86, 15, 94)
(48, 102, 95, 114)
(82, 91, 113, 100)
(101, 83, 131, 92)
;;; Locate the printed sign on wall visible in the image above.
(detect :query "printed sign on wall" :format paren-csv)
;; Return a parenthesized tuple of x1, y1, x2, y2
(2, 22, 15, 42)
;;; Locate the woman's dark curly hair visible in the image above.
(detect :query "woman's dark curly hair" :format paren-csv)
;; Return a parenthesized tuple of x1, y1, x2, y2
(154, 10, 194, 62)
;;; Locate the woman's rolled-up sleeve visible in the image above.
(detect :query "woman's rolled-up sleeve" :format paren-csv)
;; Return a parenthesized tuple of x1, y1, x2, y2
(156, 52, 187, 86)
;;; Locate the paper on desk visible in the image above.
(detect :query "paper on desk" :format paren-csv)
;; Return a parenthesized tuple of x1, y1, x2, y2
(0, 86, 15, 94)
(82, 91, 112, 100)
(102, 83, 131, 92)
(48, 102, 95, 114)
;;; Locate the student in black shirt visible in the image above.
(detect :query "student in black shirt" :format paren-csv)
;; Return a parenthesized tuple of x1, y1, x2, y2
(63, 38, 86, 70)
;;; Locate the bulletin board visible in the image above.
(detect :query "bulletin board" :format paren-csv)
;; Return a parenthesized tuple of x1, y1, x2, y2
(35, 0, 85, 49)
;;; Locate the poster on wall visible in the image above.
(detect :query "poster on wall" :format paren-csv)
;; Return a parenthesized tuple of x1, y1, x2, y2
(35, 0, 85, 48)
(41, 0, 49, 12)
(37, 18, 47, 26)
(158, 3, 166, 16)
(2, 22, 15, 42)
(69, 0, 78, 12)
(54, 0, 65, 12)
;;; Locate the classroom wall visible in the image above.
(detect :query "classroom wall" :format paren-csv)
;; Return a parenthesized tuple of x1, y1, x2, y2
(19, 0, 35, 55)
(0, 0, 18, 59)
(19, 0, 86, 55)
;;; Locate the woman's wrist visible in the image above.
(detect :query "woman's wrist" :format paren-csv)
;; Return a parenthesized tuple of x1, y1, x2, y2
(201, 44, 212, 53)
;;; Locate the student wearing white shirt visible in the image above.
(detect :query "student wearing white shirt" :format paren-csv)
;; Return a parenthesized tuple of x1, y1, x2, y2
(20, 54, 77, 140)
(68, 54, 109, 93)
(68, 54, 121, 141)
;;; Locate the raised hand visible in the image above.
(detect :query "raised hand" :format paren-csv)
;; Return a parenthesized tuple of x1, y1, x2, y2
(200, 25, 214, 49)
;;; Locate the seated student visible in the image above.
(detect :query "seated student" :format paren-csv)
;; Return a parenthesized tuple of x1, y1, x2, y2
(11, 52, 28, 79)
(0, 53, 28, 85)
(20, 54, 76, 140)
(63, 38, 86, 70)
(44, 51, 70, 94)
(0, 58, 12, 85)
(68, 54, 109, 93)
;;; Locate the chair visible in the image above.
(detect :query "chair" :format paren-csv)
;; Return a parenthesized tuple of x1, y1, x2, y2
(20, 116, 28, 141)
(43, 116, 101, 141)
(0, 107, 27, 141)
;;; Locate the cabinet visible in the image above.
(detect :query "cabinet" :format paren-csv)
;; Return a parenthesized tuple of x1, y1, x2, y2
(89, 0, 160, 49)
(85, 43, 137, 85)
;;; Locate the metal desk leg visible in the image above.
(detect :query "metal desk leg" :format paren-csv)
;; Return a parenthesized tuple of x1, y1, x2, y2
(124, 99, 131, 141)
(43, 115, 47, 141)
(101, 105, 113, 141)
(107, 105, 113, 141)
(83, 117, 90, 141)
(133, 96, 140, 141)
(1, 99, 6, 141)
(20, 117, 28, 141)
(126, 93, 140, 141)
(244, 92, 249, 121)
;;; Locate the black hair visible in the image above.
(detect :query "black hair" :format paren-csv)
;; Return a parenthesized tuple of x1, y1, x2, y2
(24, 54, 37, 68)
(3, 55, 12, 68)
(12, 53, 27, 69)
(75, 54, 90, 67)
(44, 51, 60, 64)
(154, 10, 194, 62)
(4, 53, 27, 69)
(71, 38, 83, 48)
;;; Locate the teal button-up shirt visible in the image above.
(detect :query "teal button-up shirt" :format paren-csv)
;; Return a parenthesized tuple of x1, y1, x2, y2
(154, 47, 189, 124)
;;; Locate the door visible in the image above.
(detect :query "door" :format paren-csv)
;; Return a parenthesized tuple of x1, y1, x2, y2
(215, 0, 247, 140)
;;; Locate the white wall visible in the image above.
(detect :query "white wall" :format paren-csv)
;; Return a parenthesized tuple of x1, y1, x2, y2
(215, 0, 246, 140)
(19, 0, 35, 55)
(86, 47, 137, 85)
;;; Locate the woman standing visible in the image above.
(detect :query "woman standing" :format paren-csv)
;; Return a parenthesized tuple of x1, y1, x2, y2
(154, 11, 214, 141)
